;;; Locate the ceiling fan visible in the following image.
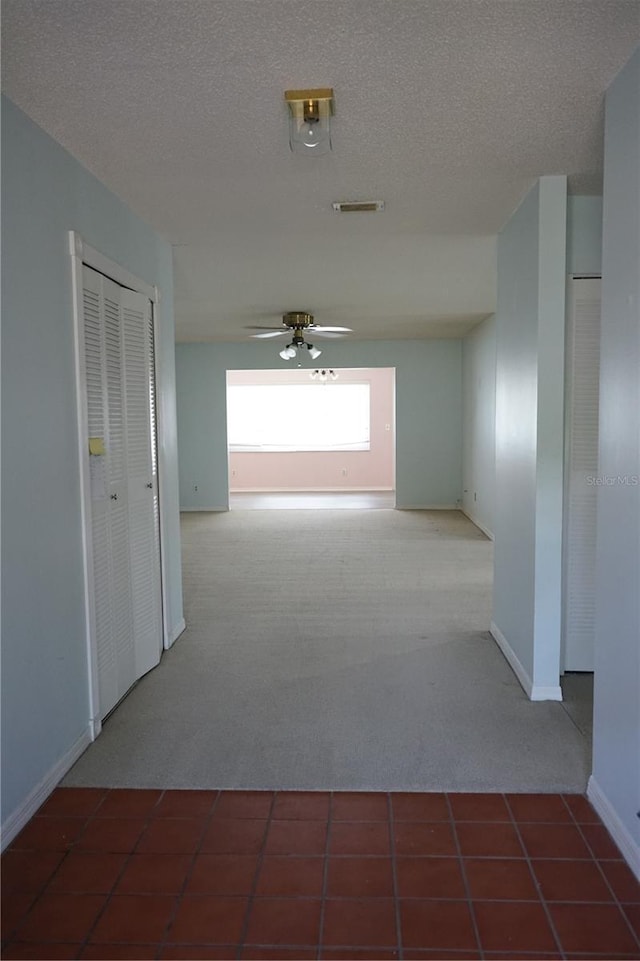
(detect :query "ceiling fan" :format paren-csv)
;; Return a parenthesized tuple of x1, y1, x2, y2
(246, 312, 352, 340)
(245, 312, 353, 360)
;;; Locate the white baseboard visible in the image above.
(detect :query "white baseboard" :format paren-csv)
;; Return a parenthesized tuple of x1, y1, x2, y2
(1, 726, 92, 852)
(529, 684, 563, 700)
(587, 775, 640, 881)
(180, 506, 227, 512)
(166, 617, 186, 649)
(460, 508, 494, 540)
(490, 621, 563, 701)
(396, 504, 459, 511)
(229, 487, 395, 493)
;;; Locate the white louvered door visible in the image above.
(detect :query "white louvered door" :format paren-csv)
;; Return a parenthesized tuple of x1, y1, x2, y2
(562, 278, 601, 672)
(83, 266, 162, 718)
(122, 288, 163, 679)
(84, 269, 122, 714)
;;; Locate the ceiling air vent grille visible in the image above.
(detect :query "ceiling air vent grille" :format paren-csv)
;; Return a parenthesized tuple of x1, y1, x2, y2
(332, 201, 385, 213)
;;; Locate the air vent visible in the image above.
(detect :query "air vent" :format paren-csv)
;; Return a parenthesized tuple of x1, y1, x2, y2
(332, 201, 385, 213)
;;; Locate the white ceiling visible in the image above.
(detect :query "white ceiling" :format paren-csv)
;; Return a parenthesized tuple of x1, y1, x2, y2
(3, 1, 639, 342)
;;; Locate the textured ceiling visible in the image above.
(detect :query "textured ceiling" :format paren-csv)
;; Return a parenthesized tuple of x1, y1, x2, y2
(3, 1, 639, 342)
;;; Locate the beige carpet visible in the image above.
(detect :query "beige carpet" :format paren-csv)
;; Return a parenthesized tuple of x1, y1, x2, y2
(65, 509, 591, 791)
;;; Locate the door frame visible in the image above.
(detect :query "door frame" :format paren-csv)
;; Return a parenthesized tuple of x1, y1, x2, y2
(69, 231, 167, 739)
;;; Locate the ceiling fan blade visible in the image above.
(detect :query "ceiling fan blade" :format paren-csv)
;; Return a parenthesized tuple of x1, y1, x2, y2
(312, 331, 348, 339)
(312, 325, 353, 333)
(244, 324, 286, 330)
(251, 330, 287, 339)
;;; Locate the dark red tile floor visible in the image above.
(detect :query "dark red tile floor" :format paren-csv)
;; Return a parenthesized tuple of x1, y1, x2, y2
(2, 790, 639, 960)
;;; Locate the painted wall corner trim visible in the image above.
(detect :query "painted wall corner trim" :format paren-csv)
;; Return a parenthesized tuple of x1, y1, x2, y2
(167, 617, 187, 649)
(588, 776, 640, 881)
(1, 727, 92, 852)
(490, 621, 534, 699)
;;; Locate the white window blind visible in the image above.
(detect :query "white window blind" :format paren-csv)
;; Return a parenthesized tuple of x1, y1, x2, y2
(227, 383, 370, 452)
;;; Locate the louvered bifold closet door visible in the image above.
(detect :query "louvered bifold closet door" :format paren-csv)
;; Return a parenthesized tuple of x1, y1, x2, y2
(83, 267, 134, 716)
(563, 278, 601, 672)
(121, 288, 162, 679)
(82, 266, 162, 720)
(83, 269, 118, 715)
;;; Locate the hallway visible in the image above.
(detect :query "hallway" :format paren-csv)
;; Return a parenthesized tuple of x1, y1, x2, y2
(63, 509, 590, 793)
(3, 509, 631, 959)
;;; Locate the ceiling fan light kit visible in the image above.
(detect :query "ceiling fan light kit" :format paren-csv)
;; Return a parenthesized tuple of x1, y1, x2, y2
(285, 88, 334, 155)
(246, 310, 352, 362)
(311, 368, 338, 382)
(279, 338, 322, 362)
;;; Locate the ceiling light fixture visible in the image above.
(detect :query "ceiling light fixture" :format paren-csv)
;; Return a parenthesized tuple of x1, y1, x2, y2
(277, 327, 322, 363)
(285, 88, 334, 155)
(279, 346, 297, 360)
(310, 369, 338, 382)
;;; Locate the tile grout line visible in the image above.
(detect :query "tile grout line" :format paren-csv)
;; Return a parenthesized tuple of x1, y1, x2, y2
(387, 791, 404, 961)
(78, 788, 166, 956)
(3, 787, 112, 946)
(30, 788, 154, 952)
(503, 794, 567, 960)
(317, 791, 334, 961)
(445, 792, 484, 961)
(65, 786, 167, 957)
(561, 793, 640, 953)
(235, 790, 277, 959)
(154, 789, 222, 960)
(51, 890, 626, 903)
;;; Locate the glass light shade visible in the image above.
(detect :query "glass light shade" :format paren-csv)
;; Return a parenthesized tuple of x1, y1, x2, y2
(279, 346, 297, 360)
(308, 345, 322, 360)
(285, 90, 334, 156)
(311, 368, 338, 383)
(289, 114, 331, 155)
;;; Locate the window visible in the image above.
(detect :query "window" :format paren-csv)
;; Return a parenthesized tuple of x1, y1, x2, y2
(227, 383, 370, 452)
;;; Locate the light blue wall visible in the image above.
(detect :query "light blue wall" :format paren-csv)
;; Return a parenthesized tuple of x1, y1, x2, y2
(461, 198, 602, 542)
(534, 180, 568, 689)
(493, 176, 567, 698)
(567, 196, 603, 276)
(176, 339, 462, 510)
(493, 185, 539, 681)
(461, 315, 496, 537)
(1, 98, 184, 827)
(592, 49, 640, 859)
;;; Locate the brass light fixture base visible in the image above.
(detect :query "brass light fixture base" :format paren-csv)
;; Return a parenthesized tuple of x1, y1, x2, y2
(284, 89, 335, 120)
